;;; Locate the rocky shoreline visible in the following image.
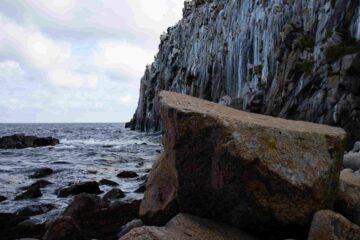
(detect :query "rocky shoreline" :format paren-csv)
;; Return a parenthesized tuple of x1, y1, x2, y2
(2, 92, 360, 239)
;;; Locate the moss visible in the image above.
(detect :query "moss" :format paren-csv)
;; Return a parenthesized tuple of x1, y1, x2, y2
(325, 39, 360, 63)
(300, 34, 315, 50)
(254, 64, 263, 75)
(295, 60, 314, 75)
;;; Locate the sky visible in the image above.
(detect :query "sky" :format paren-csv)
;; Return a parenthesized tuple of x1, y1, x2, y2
(0, 0, 184, 123)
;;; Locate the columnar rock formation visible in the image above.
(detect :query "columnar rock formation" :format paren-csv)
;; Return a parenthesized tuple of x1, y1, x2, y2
(130, 0, 360, 147)
(139, 91, 346, 238)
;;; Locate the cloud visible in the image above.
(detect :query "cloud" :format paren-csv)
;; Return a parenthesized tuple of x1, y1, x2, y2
(93, 41, 154, 79)
(0, 0, 184, 122)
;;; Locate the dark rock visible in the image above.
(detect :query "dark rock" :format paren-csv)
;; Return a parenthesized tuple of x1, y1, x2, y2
(99, 179, 119, 187)
(16, 204, 55, 217)
(29, 167, 53, 179)
(43, 216, 80, 240)
(140, 91, 346, 238)
(57, 181, 102, 198)
(0, 134, 60, 149)
(15, 186, 42, 200)
(134, 182, 146, 193)
(352, 142, 360, 153)
(0, 195, 6, 202)
(117, 219, 144, 239)
(0, 213, 45, 239)
(103, 188, 126, 201)
(125, 122, 131, 129)
(308, 210, 360, 240)
(61, 193, 140, 240)
(117, 171, 138, 178)
(120, 214, 256, 240)
(22, 179, 52, 190)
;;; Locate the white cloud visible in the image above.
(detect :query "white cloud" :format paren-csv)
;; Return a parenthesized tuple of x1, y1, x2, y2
(49, 69, 98, 89)
(93, 41, 154, 79)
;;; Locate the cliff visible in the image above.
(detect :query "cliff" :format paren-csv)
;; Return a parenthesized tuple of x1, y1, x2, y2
(130, 0, 360, 147)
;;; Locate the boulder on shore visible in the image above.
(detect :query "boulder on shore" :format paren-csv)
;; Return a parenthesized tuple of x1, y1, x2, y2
(57, 181, 102, 198)
(0, 134, 60, 149)
(336, 169, 360, 225)
(43, 193, 140, 240)
(140, 91, 346, 237)
(120, 213, 256, 240)
(308, 210, 360, 240)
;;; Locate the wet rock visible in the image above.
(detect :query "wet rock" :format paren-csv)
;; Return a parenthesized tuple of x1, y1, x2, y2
(102, 188, 126, 201)
(117, 171, 138, 178)
(60, 193, 140, 239)
(343, 152, 360, 171)
(0, 213, 45, 239)
(120, 213, 256, 240)
(117, 219, 144, 239)
(336, 169, 360, 225)
(29, 167, 53, 179)
(15, 186, 42, 200)
(134, 182, 146, 193)
(43, 216, 80, 240)
(308, 210, 360, 240)
(140, 92, 346, 237)
(16, 204, 55, 217)
(57, 181, 102, 198)
(0, 195, 6, 202)
(99, 179, 119, 187)
(0, 134, 60, 149)
(22, 179, 52, 190)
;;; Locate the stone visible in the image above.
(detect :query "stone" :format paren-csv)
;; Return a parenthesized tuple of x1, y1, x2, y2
(117, 171, 138, 178)
(0, 134, 60, 149)
(99, 178, 119, 186)
(29, 167, 53, 179)
(57, 181, 102, 198)
(0, 213, 45, 239)
(16, 204, 55, 217)
(120, 213, 257, 240)
(352, 142, 360, 152)
(134, 182, 146, 193)
(336, 169, 360, 225)
(22, 179, 52, 190)
(308, 210, 360, 240)
(343, 152, 360, 171)
(60, 193, 140, 240)
(140, 91, 346, 237)
(102, 188, 126, 201)
(0, 195, 6, 202)
(117, 219, 144, 239)
(15, 186, 42, 200)
(43, 216, 80, 240)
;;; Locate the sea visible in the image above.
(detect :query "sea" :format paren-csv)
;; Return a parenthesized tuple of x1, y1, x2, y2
(0, 123, 162, 223)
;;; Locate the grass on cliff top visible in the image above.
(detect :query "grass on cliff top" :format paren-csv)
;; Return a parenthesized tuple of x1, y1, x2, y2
(325, 39, 360, 63)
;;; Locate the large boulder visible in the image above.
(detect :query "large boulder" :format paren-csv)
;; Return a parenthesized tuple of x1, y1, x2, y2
(0, 134, 59, 149)
(120, 213, 256, 240)
(308, 210, 360, 240)
(343, 152, 360, 171)
(57, 181, 102, 198)
(336, 169, 360, 225)
(140, 91, 346, 237)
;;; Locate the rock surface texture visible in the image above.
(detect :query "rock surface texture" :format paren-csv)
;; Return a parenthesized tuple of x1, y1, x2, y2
(120, 213, 256, 240)
(336, 169, 360, 225)
(130, 0, 360, 148)
(140, 91, 346, 238)
(308, 210, 360, 240)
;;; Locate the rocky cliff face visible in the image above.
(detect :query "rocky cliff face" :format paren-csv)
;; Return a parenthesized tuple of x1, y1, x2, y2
(130, 0, 360, 147)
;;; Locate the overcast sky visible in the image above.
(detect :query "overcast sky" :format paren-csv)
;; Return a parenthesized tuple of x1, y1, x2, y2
(0, 0, 184, 123)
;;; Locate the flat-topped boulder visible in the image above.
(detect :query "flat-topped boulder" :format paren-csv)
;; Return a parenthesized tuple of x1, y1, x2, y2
(140, 91, 346, 238)
(0, 134, 60, 149)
